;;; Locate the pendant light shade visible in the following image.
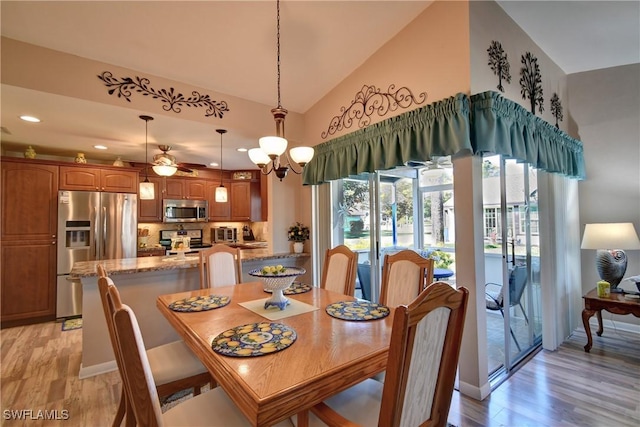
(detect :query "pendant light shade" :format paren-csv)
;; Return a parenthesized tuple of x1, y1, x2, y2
(247, 0, 314, 181)
(215, 129, 228, 203)
(139, 115, 155, 200)
(152, 164, 178, 177)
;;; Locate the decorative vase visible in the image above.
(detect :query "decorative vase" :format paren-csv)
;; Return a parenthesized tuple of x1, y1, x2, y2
(24, 146, 36, 159)
(113, 156, 125, 167)
(75, 152, 87, 163)
(293, 242, 304, 254)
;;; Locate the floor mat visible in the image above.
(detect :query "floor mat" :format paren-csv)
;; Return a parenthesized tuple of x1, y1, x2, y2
(61, 318, 82, 331)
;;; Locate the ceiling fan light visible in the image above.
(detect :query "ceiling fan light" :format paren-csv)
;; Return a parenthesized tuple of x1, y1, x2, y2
(139, 181, 155, 200)
(152, 164, 177, 177)
(215, 185, 228, 203)
(248, 148, 271, 167)
(289, 146, 314, 166)
(259, 136, 288, 157)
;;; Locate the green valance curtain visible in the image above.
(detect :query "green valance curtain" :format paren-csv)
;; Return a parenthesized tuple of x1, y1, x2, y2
(302, 90, 585, 185)
(470, 91, 585, 179)
(302, 93, 472, 185)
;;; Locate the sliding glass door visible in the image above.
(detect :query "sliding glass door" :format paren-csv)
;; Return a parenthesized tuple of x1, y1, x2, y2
(483, 155, 542, 377)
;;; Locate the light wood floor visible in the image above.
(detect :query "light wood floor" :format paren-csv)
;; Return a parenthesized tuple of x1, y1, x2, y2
(1, 320, 639, 426)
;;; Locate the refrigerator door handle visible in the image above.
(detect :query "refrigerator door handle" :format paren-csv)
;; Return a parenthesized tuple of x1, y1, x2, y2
(92, 206, 99, 260)
(103, 206, 107, 257)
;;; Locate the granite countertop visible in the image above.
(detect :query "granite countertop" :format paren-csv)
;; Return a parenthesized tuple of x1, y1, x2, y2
(70, 250, 309, 278)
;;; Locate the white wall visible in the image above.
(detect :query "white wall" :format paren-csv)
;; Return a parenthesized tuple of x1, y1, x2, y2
(569, 63, 640, 327)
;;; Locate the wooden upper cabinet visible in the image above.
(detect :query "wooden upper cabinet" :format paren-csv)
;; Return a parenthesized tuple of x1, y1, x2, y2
(1, 161, 59, 241)
(165, 178, 206, 199)
(230, 180, 262, 221)
(60, 166, 137, 193)
(207, 181, 230, 220)
(138, 175, 164, 222)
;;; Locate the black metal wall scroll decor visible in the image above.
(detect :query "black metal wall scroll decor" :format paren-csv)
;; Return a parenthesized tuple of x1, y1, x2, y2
(519, 52, 544, 115)
(321, 84, 427, 139)
(487, 40, 511, 92)
(550, 93, 563, 128)
(97, 71, 230, 118)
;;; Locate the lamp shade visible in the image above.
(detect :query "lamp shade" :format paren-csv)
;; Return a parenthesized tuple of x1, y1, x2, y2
(248, 148, 271, 167)
(215, 185, 228, 203)
(289, 146, 315, 165)
(152, 164, 178, 177)
(581, 223, 640, 250)
(139, 181, 155, 200)
(259, 136, 288, 157)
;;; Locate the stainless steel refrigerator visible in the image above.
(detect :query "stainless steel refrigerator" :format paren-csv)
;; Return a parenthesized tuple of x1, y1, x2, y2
(56, 190, 137, 318)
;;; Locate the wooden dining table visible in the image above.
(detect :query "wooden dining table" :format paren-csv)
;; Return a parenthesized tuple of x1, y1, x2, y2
(156, 281, 394, 427)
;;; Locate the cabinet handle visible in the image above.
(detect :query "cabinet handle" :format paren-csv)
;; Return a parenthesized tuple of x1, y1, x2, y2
(52, 241, 56, 245)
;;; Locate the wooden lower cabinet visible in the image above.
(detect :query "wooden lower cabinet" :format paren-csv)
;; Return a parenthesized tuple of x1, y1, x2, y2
(1, 239, 57, 327)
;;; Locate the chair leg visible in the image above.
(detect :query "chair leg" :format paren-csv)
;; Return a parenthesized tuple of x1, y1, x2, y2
(112, 388, 126, 427)
(519, 301, 529, 324)
(499, 308, 522, 352)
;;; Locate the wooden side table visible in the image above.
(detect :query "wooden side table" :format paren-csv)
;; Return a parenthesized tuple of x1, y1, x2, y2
(582, 288, 640, 352)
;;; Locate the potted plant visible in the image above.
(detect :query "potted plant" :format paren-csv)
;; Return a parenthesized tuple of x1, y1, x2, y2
(288, 222, 310, 253)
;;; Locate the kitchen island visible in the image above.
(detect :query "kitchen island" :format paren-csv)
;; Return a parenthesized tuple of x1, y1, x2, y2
(71, 250, 309, 378)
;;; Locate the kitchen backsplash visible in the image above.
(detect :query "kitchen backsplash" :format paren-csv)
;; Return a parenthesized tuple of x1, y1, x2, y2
(138, 221, 267, 247)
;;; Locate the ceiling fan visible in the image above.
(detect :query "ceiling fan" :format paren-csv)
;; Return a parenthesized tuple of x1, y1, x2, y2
(151, 145, 205, 173)
(405, 155, 453, 170)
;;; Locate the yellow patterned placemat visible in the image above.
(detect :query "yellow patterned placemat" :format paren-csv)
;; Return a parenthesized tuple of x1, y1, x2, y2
(169, 295, 231, 312)
(211, 322, 296, 357)
(325, 301, 390, 321)
(239, 298, 319, 321)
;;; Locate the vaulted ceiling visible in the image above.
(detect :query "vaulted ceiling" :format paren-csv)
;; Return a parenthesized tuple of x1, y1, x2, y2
(1, 1, 638, 169)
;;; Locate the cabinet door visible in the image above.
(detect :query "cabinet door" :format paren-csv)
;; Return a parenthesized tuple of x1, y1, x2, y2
(164, 178, 185, 199)
(101, 169, 138, 193)
(1, 240, 57, 326)
(138, 175, 164, 222)
(185, 180, 207, 200)
(230, 181, 252, 221)
(207, 181, 230, 220)
(2, 162, 58, 241)
(59, 166, 100, 191)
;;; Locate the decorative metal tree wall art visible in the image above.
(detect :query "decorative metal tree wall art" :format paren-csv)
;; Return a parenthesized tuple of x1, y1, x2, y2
(98, 71, 230, 118)
(519, 52, 544, 114)
(487, 40, 511, 92)
(321, 84, 427, 139)
(550, 93, 564, 128)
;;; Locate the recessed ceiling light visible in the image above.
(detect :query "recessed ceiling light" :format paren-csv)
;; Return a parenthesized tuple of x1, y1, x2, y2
(94, 145, 108, 150)
(209, 162, 219, 167)
(19, 115, 41, 123)
(236, 148, 248, 152)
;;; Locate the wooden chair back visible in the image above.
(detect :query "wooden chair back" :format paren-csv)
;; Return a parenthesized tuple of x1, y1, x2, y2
(320, 245, 358, 296)
(97, 264, 134, 427)
(379, 250, 434, 307)
(109, 285, 165, 426)
(199, 244, 242, 289)
(379, 282, 469, 427)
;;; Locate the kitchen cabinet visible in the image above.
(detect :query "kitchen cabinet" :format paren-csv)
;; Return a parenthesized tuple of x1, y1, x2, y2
(1, 159, 58, 327)
(164, 178, 207, 200)
(137, 247, 166, 257)
(138, 175, 164, 222)
(60, 166, 137, 193)
(207, 181, 231, 221)
(230, 181, 256, 221)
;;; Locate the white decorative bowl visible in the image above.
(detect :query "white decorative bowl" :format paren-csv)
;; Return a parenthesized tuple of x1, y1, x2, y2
(249, 267, 306, 310)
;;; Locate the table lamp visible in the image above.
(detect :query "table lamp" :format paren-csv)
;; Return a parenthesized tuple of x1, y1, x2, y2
(581, 222, 640, 293)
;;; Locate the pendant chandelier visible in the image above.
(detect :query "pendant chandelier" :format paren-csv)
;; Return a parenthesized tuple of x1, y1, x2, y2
(215, 129, 228, 203)
(248, 0, 314, 181)
(139, 115, 155, 200)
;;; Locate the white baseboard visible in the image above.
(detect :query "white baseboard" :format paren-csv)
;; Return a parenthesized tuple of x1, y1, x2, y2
(458, 380, 491, 401)
(589, 317, 640, 335)
(78, 361, 117, 379)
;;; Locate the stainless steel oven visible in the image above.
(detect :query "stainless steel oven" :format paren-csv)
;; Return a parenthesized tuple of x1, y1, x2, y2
(163, 199, 208, 223)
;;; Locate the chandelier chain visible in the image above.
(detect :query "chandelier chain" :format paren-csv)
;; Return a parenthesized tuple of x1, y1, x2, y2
(276, 0, 281, 108)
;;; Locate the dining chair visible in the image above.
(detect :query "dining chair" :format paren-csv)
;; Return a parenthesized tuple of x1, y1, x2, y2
(199, 243, 242, 289)
(379, 249, 434, 308)
(485, 264, 528, 351)
(108, 283, 294, 427)
(320, 245, 358, 296)
(304, 282, 468, 427)
(97, 265, 212, 427)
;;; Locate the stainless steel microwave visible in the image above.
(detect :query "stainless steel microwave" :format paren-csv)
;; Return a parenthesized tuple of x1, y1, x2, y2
(163, 199, 208, 223)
